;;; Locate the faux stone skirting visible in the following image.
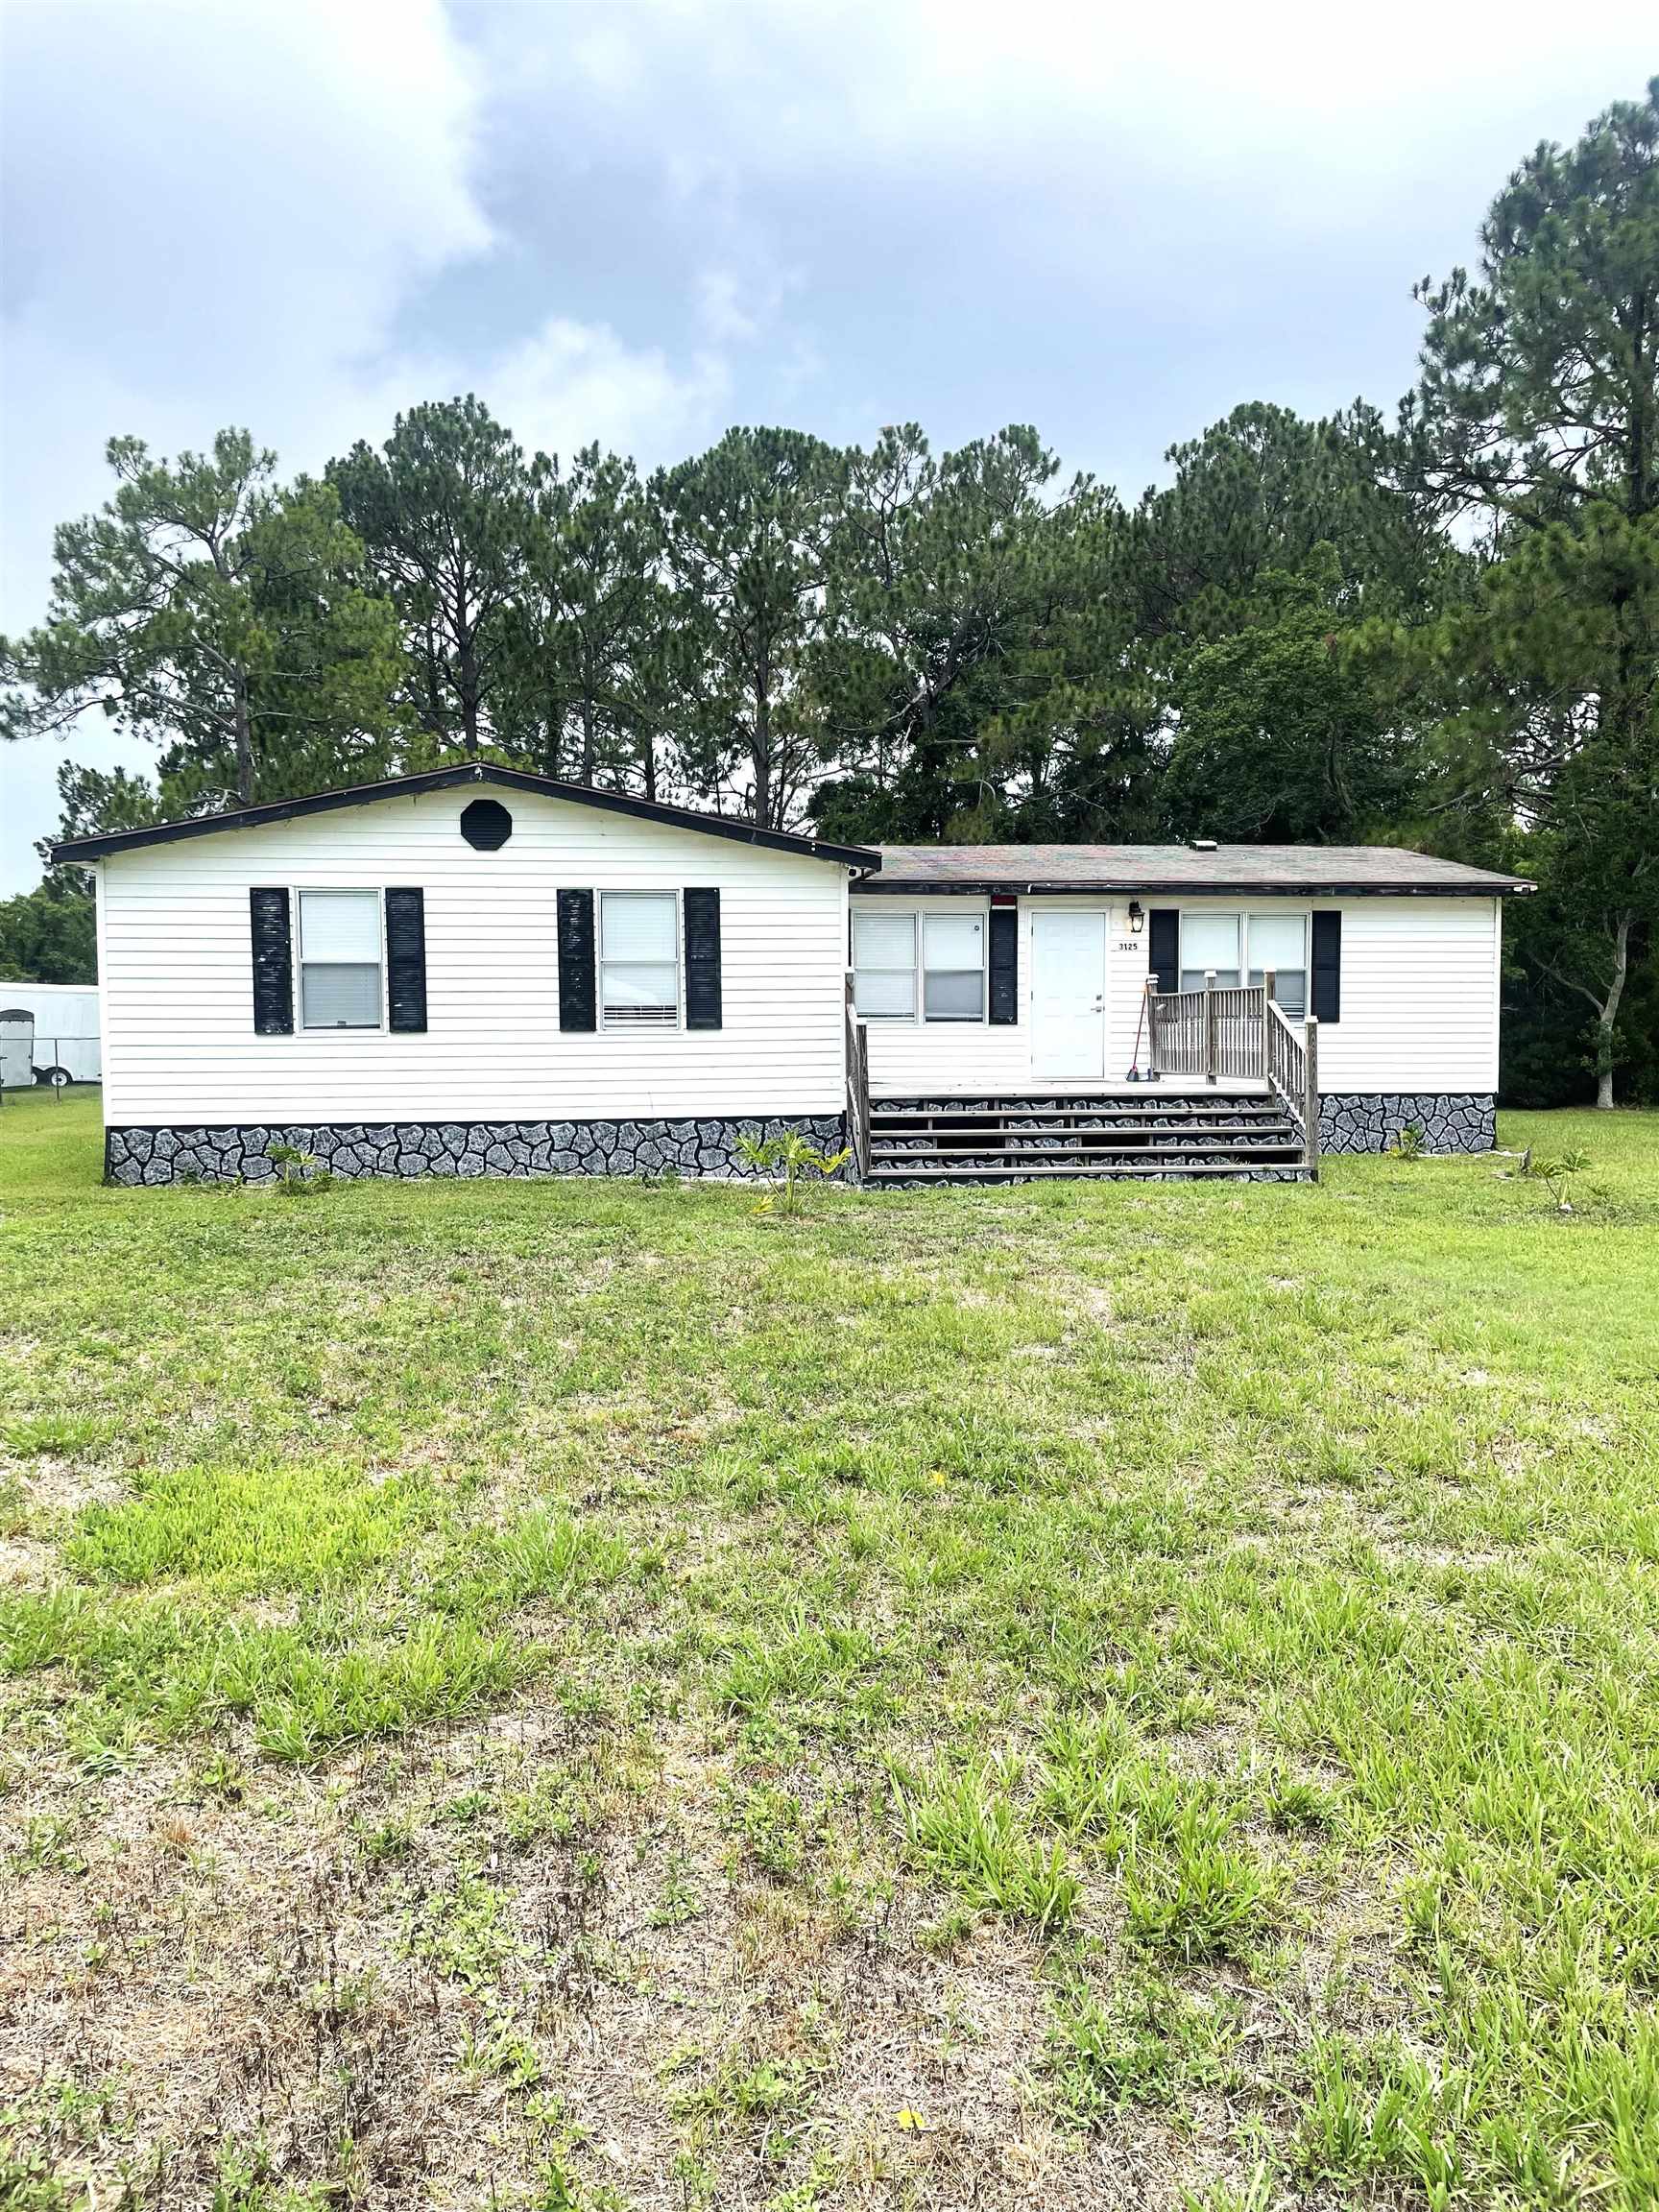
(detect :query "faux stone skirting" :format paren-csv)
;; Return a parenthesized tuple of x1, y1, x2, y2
(1318, 1093, 1496, 1155)
(104, 1114, 849, 1186)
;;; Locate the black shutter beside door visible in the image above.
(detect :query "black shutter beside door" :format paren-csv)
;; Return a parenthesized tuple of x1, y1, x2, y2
(250, 887, 294, 1034)
(988, 905, 1019, 1023)
(557, 889, 596, 1030)
(1311, 911, 1341, 1022)
(684, 888, 722, 1029)
(385, 888, 427, 1032)
(1147, 908, 1179, 996)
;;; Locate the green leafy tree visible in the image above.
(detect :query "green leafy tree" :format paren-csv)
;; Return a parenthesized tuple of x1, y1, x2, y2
(329, 396, 531, 757)
(2, 763, 172, 985)
(0, 877, 95, 984)
(1163, 551, 1420, 841)
(1, 431, 404, 806)
(1133, 402, 1459, 638)
(652, 427, 844, 827)
(498, 445, 676, 794)
(47, 760, 166, 845)
(809, 424, 1077, 841)
(1407, 81, 1659, 1104)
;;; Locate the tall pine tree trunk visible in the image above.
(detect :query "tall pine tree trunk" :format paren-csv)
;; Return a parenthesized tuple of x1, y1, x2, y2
(580, 694, 597, 785)
(232, 663, 254, 805)
(1595, 911, 1631, 1110)
(456, 588, 480, 753)
(752, 642, 771, 825)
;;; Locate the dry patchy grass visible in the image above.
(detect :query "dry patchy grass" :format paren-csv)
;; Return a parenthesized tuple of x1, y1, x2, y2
(3, 1091, 1659, 2209)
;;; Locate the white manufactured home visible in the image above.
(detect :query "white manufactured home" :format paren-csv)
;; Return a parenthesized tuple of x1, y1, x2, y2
(52, 765, 1531, 1186)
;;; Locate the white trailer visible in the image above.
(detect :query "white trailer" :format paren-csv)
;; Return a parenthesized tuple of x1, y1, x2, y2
(0, 982, 102, 1087)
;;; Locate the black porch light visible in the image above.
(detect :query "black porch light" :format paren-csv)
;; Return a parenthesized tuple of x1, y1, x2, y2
(1127, 900, 1145, 934)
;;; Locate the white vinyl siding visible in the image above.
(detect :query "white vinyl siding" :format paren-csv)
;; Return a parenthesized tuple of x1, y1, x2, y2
(601, 892, 679, 1027)
(94, 788, 851, 1124)
(854, 891, 1503, 1099)
(1306, 898, 1500, 1093)
(852, 911, 917, 1021)
(300, 890, 383, 1030)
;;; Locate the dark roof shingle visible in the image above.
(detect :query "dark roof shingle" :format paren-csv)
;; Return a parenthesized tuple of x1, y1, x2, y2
(858, 844, 1532, 896)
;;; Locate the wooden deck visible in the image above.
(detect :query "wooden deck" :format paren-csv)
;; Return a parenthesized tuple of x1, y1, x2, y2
(845, 972, 1319, 1184)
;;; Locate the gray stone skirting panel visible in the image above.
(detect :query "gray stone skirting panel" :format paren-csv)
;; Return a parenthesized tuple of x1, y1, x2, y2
(1318, 1093, 1496, 1155)
(104, 1114, 848, 1186)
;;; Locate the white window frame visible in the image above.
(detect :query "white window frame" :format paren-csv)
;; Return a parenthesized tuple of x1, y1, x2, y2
(852, 909, 920, 1023)
(1178, 910, 1310, 1010)
(297, 888, 386, 1034)
(922, 909, 988, 1024)
(1179, 911, 1241, 994)
(853, 906, 993, 1025)
(1245, 910, 1309, 1019)
(599, 889, 682, 1031)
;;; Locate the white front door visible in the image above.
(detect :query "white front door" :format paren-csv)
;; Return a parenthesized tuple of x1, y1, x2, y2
(1032, 912, 1107, 1082)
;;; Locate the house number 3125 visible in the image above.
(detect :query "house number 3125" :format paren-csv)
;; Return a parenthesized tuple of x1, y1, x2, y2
(1116, 939, 1140, 953)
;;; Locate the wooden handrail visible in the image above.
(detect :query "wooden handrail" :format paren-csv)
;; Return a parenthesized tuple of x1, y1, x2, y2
(844, 971, 871, 1181)
(1264, 997, 1319, 1180)
(1303, 1014, 1320, 1182)
(1146, 979, 1319, 1177)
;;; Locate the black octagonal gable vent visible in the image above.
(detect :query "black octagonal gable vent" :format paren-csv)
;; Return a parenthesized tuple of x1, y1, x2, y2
(461, 798, 513, 851)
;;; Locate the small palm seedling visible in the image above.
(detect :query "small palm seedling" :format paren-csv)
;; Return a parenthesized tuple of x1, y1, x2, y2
(266, 1142, 333, 1195)
(1388, 1122, 1426, 1161)
(734, 1129, 851, 1214)
(1518, 1144, 1590, 1213)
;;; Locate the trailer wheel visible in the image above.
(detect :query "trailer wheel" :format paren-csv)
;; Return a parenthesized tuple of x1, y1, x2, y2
(37, 1065, 72, 1089)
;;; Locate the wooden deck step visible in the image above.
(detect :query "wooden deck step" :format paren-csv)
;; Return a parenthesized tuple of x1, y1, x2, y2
(866, 1160, 1309, 1182)
(870, 1101, 1281, 1121)
(857, 1088, 1309, 1184)
(871, 1121, 1296, 1144)
(871, 1139, 1301, 1161)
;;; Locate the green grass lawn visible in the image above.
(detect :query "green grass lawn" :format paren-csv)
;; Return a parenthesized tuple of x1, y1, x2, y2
(3, 1090, 1658, 2211)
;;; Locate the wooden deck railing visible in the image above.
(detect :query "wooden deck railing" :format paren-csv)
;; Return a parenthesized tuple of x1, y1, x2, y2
(1146, 974, 1262, 1082)
(844, 972, 871, 1181)
(1146, 968, 1320, 1178)
(1265, 994, 1321, 1180)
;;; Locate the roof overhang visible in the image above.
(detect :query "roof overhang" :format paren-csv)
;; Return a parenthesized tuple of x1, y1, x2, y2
(854, 874, 1536, 899)
(51, 764, 881, 872)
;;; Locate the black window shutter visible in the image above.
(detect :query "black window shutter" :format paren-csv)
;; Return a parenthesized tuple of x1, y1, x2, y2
(1148, 908, 1179, 995)
(1311, 911, 1341, 1023)
(557, 889, 596, 1031)
(684, 887, 722, 1030)
(988, 906, 1019, 1024)
(250, 887, 293, 1035)
(385, 888, 427, 1032)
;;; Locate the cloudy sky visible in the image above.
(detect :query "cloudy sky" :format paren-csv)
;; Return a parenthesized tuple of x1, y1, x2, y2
(2, 0, 1654, 891)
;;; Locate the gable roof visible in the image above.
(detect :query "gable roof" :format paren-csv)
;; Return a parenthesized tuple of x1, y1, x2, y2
(858, 844, 1533, 897)
(49, 764, 880, 870)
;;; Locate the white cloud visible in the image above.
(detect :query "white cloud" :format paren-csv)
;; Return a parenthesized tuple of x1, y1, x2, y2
(0, 0, 738, 888)
(696, 269, 762, 348)
(486, 317, 729, 466)
(485, 0, 1658, 207)
(351, 315, 732, 472)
